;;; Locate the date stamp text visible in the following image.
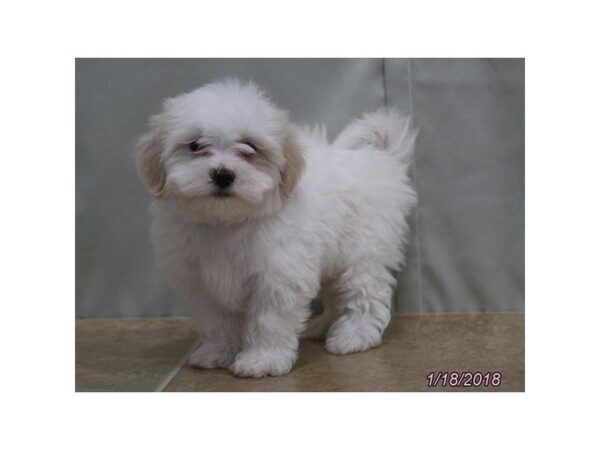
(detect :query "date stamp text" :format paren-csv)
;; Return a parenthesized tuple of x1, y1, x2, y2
(426, 371, 502, 388)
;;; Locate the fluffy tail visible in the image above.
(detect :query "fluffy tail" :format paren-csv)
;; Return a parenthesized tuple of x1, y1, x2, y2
(333, 108, 417, 165)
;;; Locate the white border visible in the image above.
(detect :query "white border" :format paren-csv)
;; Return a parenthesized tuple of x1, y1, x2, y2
(2, 0, 600, 448)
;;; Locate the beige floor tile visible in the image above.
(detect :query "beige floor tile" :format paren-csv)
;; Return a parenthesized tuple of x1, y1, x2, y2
(166, 313, 524, 392)
(76, 318, 197, 392)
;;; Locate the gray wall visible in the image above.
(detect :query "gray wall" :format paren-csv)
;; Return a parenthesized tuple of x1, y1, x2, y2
(76, 58, 524, 317)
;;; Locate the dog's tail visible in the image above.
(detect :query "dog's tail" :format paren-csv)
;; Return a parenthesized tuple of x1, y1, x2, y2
(333, 108, 417, 166)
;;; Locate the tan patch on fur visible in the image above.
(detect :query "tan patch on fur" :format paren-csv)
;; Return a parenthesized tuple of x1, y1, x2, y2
(134, 116, 166, 197)
(280, 127, 306, 197)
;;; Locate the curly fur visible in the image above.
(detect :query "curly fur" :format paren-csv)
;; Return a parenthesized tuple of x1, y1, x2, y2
(135, 79, 417, 377)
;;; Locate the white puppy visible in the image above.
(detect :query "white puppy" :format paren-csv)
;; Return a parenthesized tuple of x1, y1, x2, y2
(135, 79, 416, 377)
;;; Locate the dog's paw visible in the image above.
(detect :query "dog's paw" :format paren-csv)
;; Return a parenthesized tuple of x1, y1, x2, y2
(188, 342, 236, 369)
(229, 350, 295, 378)
(325, 317, 383, 354)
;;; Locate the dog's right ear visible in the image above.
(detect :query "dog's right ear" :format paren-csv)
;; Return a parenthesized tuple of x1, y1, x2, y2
(134, 114, 167, 197)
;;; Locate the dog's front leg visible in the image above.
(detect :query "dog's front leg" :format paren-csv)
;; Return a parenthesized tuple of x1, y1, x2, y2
(229, 275, 315, 378)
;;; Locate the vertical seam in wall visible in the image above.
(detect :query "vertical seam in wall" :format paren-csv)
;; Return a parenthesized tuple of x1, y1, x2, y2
(407, 59, 424, 314)
(381, 58, 395, 311)
(382, 58, 388, 107)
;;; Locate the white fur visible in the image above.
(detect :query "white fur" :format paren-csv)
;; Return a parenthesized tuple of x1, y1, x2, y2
(135, 79, 417, 377)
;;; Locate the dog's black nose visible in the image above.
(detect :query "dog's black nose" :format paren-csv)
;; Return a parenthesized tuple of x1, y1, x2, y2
(210, 167, 236, 189)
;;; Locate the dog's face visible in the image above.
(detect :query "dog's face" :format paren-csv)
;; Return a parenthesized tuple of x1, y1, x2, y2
(135, 80, 304, 224)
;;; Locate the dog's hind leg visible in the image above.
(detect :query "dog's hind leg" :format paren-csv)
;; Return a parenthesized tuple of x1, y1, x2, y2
(324, 262, 394, 354)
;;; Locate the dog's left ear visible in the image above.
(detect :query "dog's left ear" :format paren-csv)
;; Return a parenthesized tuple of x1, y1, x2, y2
(280, 127, 305, 197)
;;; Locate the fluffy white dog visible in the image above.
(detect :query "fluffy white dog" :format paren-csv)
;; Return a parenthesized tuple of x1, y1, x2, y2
(135, 79, 416, 377)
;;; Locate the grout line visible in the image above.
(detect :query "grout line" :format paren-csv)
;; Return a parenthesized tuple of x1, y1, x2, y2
(407, 59, 425, 314)
(153, 338, 200, 392)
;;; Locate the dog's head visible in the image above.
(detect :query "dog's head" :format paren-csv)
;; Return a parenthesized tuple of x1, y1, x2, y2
(135, 79, 304, 224)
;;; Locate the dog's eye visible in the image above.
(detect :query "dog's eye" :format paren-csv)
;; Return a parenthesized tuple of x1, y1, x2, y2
(189, 141, 209, 153)
(239, 141, 258, 160)
(241, 141, 258, 152)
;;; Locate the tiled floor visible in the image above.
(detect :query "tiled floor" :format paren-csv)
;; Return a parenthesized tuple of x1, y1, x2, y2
(76, 313, 524, 392)
(75, 318, 198, 392)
